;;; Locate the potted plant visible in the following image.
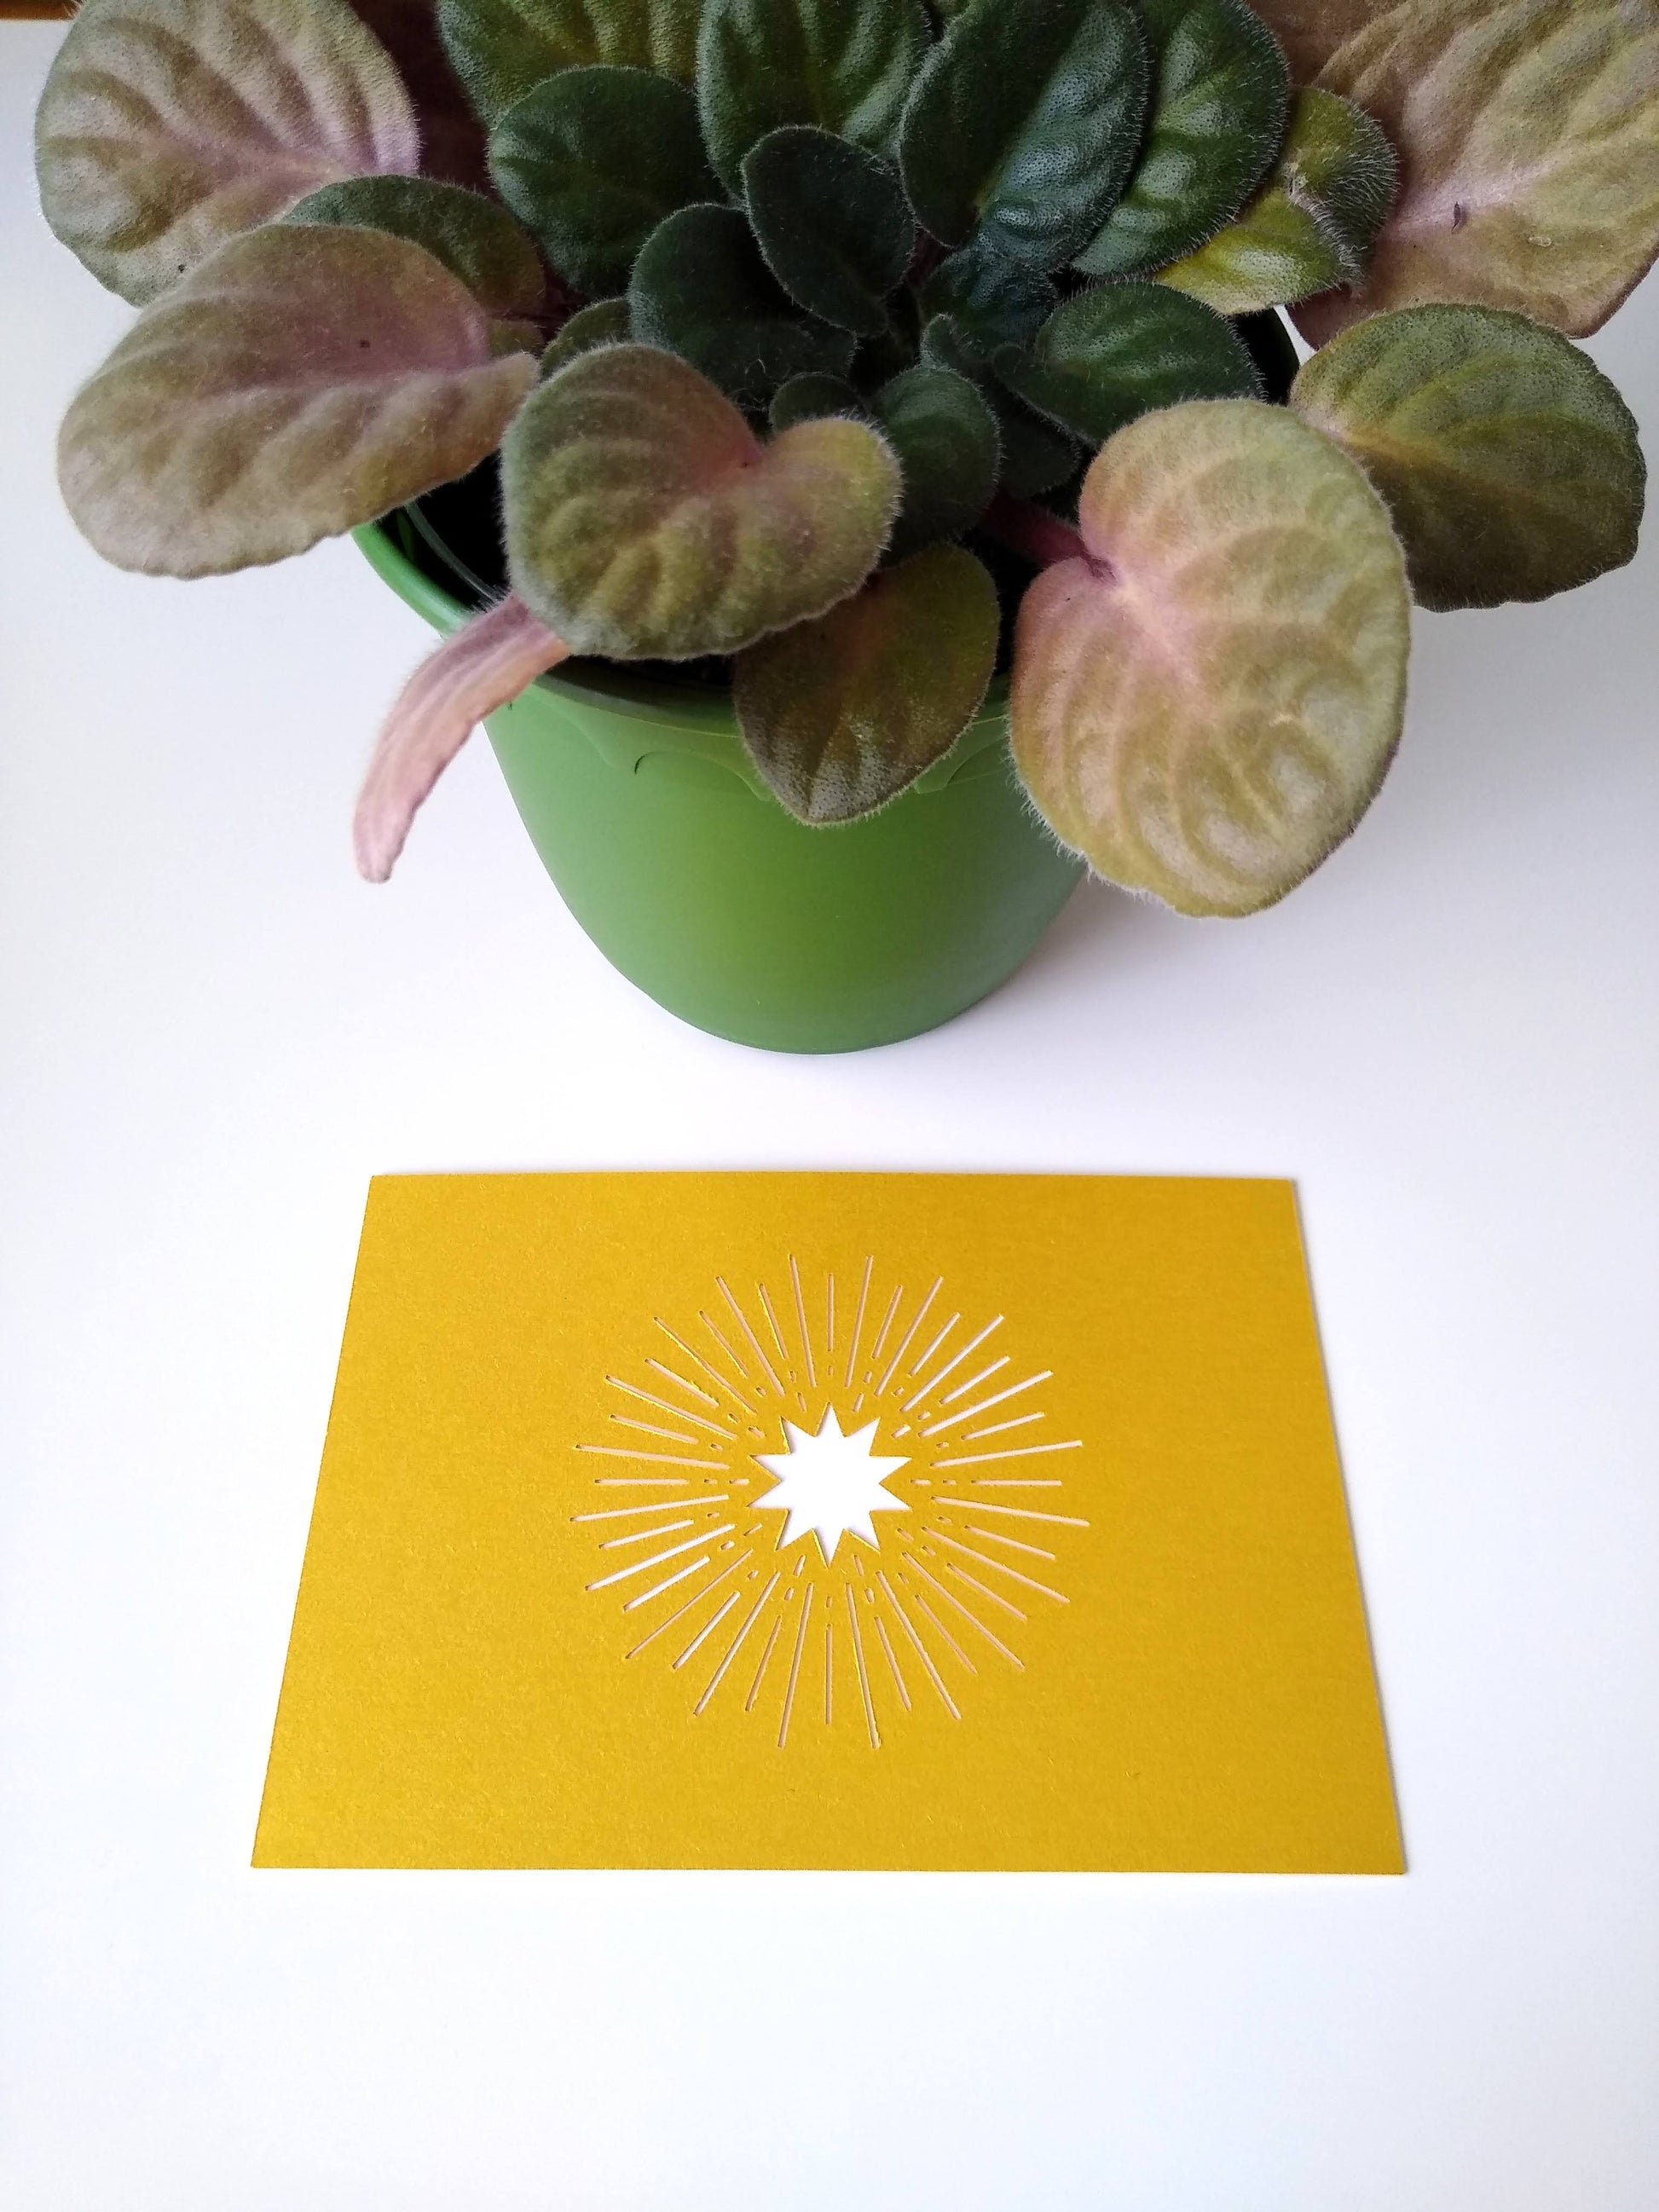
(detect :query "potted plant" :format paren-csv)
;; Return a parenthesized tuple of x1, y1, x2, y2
(35, 0, 1653, 1051)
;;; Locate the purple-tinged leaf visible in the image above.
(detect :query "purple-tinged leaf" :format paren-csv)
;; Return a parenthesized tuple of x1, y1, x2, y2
(58, 224, 538, 577)
(504, 344, 899, 657)
(1305, 0, 1659, 339)
(345, 0, 490, 188)
(1240, 1, 1381, 84)
(1011, 398, 1410, 915)
(34, 0, 420, 305)
(283, 176, 547, 320)
(355, 593, 570, 881)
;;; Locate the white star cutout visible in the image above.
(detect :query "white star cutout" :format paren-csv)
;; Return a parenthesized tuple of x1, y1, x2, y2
(751, 1409, 910, 1562)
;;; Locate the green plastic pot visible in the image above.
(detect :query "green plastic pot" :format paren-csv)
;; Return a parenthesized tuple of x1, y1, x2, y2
(356, 513, 1084, 1054)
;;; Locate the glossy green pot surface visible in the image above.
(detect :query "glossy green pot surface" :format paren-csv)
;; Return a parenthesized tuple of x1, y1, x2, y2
(357, 516, 1084, 1054)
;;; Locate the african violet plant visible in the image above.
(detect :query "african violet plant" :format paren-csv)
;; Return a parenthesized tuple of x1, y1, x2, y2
(36, 0, 1656, 915)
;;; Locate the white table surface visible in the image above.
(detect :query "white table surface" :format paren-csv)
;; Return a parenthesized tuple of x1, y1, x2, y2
(3, 26, 1657, 2210)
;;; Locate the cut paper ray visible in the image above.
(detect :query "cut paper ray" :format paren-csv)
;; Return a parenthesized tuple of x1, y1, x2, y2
(256, 1173, 1403, 1873)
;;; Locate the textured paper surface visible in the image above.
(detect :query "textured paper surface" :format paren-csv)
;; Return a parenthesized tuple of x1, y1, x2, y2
(255, 1173, 1402, 1872)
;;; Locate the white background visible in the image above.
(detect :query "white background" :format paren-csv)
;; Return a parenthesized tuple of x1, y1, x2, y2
(3, 26, 1656, 2209)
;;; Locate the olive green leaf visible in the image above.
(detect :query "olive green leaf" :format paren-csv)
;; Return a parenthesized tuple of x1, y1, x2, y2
(771, 373, 867, 429)
(1311, 0, 1659, 340)
(629, 204, 856, 405)
(1075, 0, 1290, 278)
(34, 0, 419, 306)
(995, 281, 1260, 446)
(921, 313, 1079, 494)
(1011, 398, 1410, 915)
(871, 367, 1000, 555)
(488, 66, 717, 294)
(540, 296, 633, 376)
(1227, 0, 1378, 85)
(503, 343, 901, 656)
(436, 0, 704, 123)
(698, 0, 931, 195)
(1158, 88, 1396, 314)
(899, 0, 1149, 269)
(743, 130, 916, 337)
(734, 544, 999, 821)
(918, 235, 1057, 363)
(354, 593, 572, 882)
(1292, 303, 1646, 611)
(284, 177, 547, 320)
(57, 225, 537, 577)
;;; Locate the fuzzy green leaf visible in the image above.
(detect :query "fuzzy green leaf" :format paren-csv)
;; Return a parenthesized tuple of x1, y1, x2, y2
(999, 413, 1092, 500)
(34, 0, 419, 306)
(1157, 88, 1396, 314)
(629, 203, 856, 405)
(995, 409, 1082, 498)
(847, 286, 926, 390)
(735, 544, 999, 821)
(1076, 0, 1290, 277)
(698, 0, 931, 195)
(1292, 303, 1645, 611)
(899, 0, 1149, 269)
(436, 0, 704, 123)
(996, 281, 1259, 446)
(488, 66, 716, 294)
(540, 295, 633, 375)
(57, 224, 537, 577)
(871, 366, 1000, 554)
(1012, 398, 1410, 915)
(503, 343, 900, 656)
(1310, 0, 1659, 340)
(922, 313, 1079, 494)
(770, 373, 867, 429)
(743, 129, 916, 337)
(284, 177, 546, 319)
(918, 235, 1057, 363)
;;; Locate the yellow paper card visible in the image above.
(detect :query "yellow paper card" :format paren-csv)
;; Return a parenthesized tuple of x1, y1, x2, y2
(255, 1173, 1402, 1873)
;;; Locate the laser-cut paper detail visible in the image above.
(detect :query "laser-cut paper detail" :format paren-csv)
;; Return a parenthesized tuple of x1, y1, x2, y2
(255, 1172, 1407, 1874)
(572, 1261, 1088, 1747)
(752, 1408, 910, 1559)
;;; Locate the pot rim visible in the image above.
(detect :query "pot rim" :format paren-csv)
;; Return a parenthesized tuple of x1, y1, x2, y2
(356, 510, 1014, 740)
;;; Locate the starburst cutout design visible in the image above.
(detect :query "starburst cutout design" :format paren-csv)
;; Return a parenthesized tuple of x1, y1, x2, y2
(572, 1257, 1088, 1748)
(753, 1409, 910, 1562)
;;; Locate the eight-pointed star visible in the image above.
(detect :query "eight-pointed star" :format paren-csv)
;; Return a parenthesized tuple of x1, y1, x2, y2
(752, 1409, 910, 1562)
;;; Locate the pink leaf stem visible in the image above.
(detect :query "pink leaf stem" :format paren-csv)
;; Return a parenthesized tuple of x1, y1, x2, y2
(354, 593, 570, 882)
(980, 491, 1101, 577)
